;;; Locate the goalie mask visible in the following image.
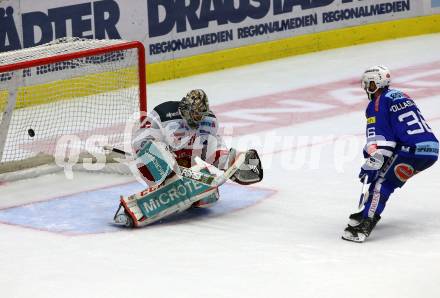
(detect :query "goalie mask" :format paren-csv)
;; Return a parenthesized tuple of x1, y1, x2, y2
(179, 89, 210, 129)
(361, 65, 391, 101)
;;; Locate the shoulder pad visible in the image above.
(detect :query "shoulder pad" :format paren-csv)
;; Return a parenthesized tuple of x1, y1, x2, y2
(153, 101, 182, 122)
(384, 89, 410, 101)
(199, 115, 218, 129)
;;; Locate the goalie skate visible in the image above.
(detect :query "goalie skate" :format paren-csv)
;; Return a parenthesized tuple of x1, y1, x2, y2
(114, 184, 164, 228)
(114, 211, 134, 228)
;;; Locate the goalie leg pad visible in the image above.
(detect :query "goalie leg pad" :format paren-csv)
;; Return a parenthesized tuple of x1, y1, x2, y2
(135, 140, 176, 184)
(114, 175, 217, 227)
(192, 188, 219, 208)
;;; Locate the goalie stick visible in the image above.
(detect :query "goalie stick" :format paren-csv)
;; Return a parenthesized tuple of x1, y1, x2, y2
(103, 145, 245, 188)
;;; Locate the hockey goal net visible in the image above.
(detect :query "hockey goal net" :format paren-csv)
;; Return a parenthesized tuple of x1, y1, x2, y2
(0, 38, 146, 179)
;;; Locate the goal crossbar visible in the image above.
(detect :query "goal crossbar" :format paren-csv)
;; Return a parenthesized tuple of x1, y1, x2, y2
(0, 40, 147, 120)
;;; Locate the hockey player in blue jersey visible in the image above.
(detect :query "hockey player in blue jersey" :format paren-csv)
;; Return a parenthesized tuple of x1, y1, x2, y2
(342, 66, 439, 243)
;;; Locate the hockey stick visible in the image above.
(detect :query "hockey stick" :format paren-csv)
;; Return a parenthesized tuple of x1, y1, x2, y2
(358, 174, 369, 209)
(103, 145, 214, 185)
(103, 145, 130, 157)
(356, 151, 384, 209)
(103, 145, 242, 188)
(194, 153, 246, 187)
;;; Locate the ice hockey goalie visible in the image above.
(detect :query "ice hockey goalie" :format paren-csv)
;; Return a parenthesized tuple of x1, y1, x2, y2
(113, 89, 263, 228)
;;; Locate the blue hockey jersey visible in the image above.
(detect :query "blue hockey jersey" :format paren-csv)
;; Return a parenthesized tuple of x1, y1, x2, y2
(365, 88, 439, 159)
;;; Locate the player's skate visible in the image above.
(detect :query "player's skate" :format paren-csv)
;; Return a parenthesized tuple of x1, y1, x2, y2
(342, 215, 380, 243)
(347, 210, 364, 227)
(347, 211, 381, 227)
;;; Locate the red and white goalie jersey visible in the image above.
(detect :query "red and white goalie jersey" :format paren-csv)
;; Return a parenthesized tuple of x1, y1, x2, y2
(132, 101, 229, 170)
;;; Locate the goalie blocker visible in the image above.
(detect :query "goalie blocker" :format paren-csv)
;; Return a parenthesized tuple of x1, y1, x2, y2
(113, 142, 263, 227)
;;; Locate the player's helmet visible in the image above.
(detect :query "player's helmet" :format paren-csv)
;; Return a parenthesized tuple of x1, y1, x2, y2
(179, 89, 210, 128)
(361, 65, 391, 100)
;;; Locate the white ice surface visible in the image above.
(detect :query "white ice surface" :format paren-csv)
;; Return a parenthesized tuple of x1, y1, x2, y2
(1, 34, 440, 298)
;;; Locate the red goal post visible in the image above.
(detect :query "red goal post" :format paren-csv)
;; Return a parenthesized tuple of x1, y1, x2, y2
(0, 38, 147, 179)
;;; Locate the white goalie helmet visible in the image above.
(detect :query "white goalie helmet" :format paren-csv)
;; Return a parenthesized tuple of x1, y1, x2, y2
(361, 65, 391, 96)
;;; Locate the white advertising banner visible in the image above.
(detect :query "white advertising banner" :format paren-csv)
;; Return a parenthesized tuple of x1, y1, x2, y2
(0, 0, 438, 63)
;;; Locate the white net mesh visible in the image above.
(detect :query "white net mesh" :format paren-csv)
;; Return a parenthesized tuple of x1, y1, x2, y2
(0, 37, 125, 66)
(0, 38, 144, 171)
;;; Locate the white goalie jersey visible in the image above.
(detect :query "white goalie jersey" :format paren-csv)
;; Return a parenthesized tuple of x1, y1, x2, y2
(115, 97, 262, 228)
(132, 101, 230, 169)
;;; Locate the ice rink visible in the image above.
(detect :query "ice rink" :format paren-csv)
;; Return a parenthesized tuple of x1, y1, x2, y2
(1, 33, 440, 298)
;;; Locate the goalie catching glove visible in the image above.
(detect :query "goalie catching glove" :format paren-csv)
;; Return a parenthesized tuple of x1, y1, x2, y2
(222, 149, 263, 185)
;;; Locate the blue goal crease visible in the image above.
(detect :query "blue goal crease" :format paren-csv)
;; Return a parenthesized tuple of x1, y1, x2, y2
(0, 182, 274, 235)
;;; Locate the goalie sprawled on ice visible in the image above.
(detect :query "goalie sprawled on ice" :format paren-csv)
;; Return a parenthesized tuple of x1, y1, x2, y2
(113, 89, 263, 227)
